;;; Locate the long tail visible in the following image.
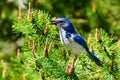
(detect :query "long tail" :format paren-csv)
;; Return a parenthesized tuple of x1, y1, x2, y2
(86, 50, 103, 66)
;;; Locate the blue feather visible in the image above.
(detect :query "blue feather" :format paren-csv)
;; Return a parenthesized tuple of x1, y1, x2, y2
(73, 34, 88, 49)
(86, 50, 103, 66)
(65, 32, 71, 39)
(73, 34, 103, 66)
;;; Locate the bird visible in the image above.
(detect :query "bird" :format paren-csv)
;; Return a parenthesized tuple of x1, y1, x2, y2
(50, 18, 103, 66)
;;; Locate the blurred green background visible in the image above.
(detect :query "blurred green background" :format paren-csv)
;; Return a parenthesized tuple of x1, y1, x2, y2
(0, 0, 120, 80)
(0, 0, 120, 54)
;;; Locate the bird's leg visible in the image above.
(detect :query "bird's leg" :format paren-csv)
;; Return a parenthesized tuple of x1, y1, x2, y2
(72, 54, 78, 67)
(66, 54, 78, 75)
(63, 49, 70, 66)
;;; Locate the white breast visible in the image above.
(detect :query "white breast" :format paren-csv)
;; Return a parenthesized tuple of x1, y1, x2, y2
(59, 28, 86, 54)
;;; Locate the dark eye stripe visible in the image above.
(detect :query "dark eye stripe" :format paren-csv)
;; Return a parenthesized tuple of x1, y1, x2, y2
(59, 21, 65, 23)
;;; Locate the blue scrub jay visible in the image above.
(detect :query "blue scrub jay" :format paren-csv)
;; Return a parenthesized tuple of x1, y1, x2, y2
(50, 18, 103, 66)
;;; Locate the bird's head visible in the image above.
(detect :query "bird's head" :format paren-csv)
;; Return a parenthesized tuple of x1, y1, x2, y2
(50, 18, 77, 34)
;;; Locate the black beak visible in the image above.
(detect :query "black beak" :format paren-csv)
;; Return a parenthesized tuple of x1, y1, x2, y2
(49, 20, 57, 25)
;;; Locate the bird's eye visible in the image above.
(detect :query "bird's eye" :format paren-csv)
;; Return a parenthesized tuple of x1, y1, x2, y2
(59, 21, 65, 23)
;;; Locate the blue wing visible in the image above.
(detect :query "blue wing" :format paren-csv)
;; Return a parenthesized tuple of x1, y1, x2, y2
(73, 34, 88, 50)
(73, 34, 103, 66)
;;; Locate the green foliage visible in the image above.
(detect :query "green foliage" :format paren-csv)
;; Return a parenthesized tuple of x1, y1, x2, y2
(0, 8, 120, 80)
(32, 0, 120, 36)
(1, 0, 120, 41)
(0, 0, 17, 40)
